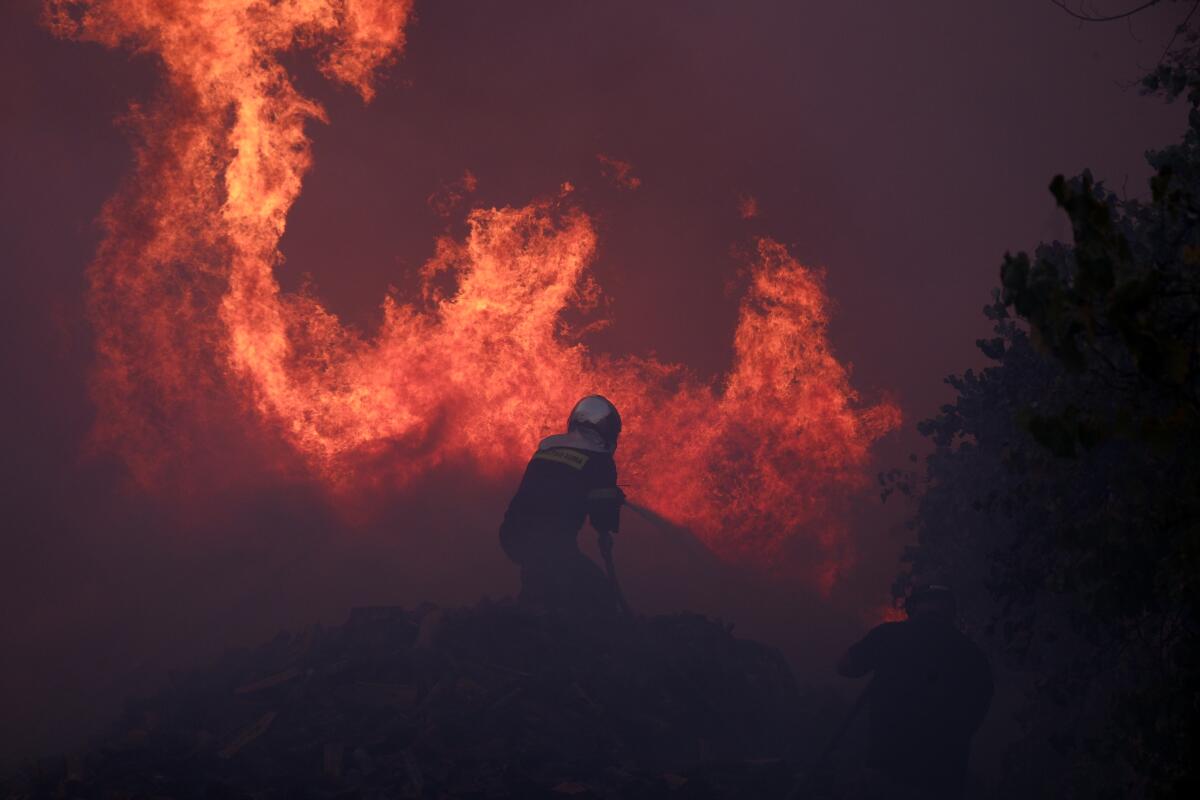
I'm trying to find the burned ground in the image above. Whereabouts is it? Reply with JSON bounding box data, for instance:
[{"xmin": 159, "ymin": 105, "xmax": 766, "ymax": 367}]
[{"xmin": 3, "ymin": 602, "xmax": 847, "ymax": 799}]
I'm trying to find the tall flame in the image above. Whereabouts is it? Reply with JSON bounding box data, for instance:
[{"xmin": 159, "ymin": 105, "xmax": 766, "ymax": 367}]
[{"xmin": 48, "ymin": 0, "xmax": 900, "ymax": 587}]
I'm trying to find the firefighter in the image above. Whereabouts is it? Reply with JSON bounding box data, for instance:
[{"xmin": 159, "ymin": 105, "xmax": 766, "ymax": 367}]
[
  {"xmin": 499, "ymin": 395, "xmax": 626, "ymax": 615},
  {"xmin": 836, "ymin": 585, "xmax": 993, "ymax": 800}
]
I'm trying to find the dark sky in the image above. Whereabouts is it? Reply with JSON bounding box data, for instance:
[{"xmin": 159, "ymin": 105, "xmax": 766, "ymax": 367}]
[{"xmin": 0, "ymin": 0, "xmax": 1189, "ymax": 762}]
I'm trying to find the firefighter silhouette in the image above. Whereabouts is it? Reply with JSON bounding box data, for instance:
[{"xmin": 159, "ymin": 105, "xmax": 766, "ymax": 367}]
[
  {"xmin": 837, "ymin": 585, "xmax": 993, "ymax": 799},
  {"xmin": 499, "ymin": 395, "xmax": 625, "ymax": 614}
]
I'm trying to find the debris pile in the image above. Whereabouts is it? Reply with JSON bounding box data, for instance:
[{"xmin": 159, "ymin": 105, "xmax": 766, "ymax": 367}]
[{"xmin": 5, "ymin": 600, "xmax": 816, "ymax": 798}]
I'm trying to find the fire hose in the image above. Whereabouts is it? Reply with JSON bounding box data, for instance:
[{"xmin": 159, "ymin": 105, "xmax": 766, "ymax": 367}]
[
  {"xmin": 596, "ymin": 498, "xmax": 672, "ymax": 618},
  {"xmin": 784, "ymin": 683, "xmax": 871, "ymax": 799},
  {"xmin": 597, "ymin": 530, "xmax": 631, "ymax": 617}
]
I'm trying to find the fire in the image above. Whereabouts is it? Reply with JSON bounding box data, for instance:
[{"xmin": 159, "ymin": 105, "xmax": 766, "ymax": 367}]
[
  {"xmin": 738, "ymin": 193, "xmax": 760, "ymax": 220},
  {"xmin": 596, "ymin": 154, "xmax": 642, "ymax": 191},
  {"xmin": 48, "ymin": 0, "xmax": 900, "ymax": 587}
]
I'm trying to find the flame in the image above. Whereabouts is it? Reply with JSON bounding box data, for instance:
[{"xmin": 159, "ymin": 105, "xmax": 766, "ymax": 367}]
[
  {"xmin": 48, "ymin": 0, "xmax": 900, "ymax": 586},
  {"xmin": 872, "ymin": 601, "xmax": 908, "ymax": 624},
  {"xmin": 596, "ymin": 153, "xmax": 642, "ymax": 191},
  {"xmin": 738, "ymin": 193, "xmax": 760, "ymax": 220}
]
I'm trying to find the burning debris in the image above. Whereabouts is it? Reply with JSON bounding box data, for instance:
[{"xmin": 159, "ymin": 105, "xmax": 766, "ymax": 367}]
[{"xmin": 4, "ymin": 602, "xmax": 820, "ymax": 799}]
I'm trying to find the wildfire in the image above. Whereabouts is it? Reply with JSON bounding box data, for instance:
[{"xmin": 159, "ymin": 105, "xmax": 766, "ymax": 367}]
[{"xmin": 49, "ymin": 0, "xmax": 900, "ymax": 587}]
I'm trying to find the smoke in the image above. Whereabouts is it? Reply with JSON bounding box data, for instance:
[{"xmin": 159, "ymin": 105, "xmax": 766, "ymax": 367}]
[
  {"xmin": 1, "ymin": 0, "xmax": 916, "ymax": 766},
  {"xmin": 0, "ymin": 457, "xmax": 886, "ymax": 765},
  {"xmin": 45, "ymin": 0, "xmax": 899, "ymax": 582}
]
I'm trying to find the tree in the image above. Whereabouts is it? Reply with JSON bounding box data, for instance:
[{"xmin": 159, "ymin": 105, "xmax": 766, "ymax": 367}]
[{"xmin": 891, "ymin": 36, "xmax": 1200, "ymax": 800}]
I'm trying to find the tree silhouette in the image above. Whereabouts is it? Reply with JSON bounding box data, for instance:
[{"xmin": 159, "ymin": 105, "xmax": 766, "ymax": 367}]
[{"xmin": 892, "ymin": 35, "xmax": 1200, "ymax": 799}]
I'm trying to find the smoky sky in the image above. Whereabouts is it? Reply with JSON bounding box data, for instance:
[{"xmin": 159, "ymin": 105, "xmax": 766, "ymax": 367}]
[{"xmin": 0, "ymin": 0, "xmax": 1188, "ymax": 763}]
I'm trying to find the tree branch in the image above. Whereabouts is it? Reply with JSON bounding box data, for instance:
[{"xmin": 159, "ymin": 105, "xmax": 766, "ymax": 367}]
[
  {"xmin": 1051, "ymin": 0, "xmax": 1164, "ymax": 22},
  {"xmin": 1159, "ymin": 0, "xmax": 1200, "ymax": 61}
]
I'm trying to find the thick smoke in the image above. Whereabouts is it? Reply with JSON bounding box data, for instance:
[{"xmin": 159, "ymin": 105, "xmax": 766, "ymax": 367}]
[{"xmin": 0, "ymin": 0, "xmax": 912, "ymax": 764}]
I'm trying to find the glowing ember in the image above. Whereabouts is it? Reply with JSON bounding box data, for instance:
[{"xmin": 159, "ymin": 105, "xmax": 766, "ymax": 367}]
[
  {"xmin": 595, "ymin": 154, "xmax": 642, "ymax": 191},
  {"xmin": 48, "ymin": 0, "xmax": 900, "ymax": 586},
  {"xmin": 738, "ymin": 193, "xmax": 760, "ymax": 220}
]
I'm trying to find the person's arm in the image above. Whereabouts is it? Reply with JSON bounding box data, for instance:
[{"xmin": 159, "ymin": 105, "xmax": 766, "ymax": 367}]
[
  {"xmin": 587, "ymin": 458, "xmax": 624, "ymax": 534},
  {"xmin": 836, "ymin": 624, "xmax": 889, "ymax": 678}
]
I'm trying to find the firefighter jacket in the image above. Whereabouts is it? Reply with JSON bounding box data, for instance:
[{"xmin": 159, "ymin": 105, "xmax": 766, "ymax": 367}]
[{"xmin": 500, "ymin": 428, "xmax": 624, "ymax": 547}]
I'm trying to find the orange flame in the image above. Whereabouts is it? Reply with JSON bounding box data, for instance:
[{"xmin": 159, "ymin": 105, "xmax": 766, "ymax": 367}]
[
  {"xmin": 738, "ymin": 193, "xmax": 760, "ymax": 220},
  {"xmin": 49, "ymin": 0, "xmax": 900, "ymax": 586},
  {"xmin": 596, "ymin": 153, "xmax": 642, "ymax": 191}
]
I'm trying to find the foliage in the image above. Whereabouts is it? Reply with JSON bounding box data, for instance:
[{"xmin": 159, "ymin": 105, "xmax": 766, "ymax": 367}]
[{"xmin": 892, "ymin": 40, "xmax": 1200, "ymax": 799}]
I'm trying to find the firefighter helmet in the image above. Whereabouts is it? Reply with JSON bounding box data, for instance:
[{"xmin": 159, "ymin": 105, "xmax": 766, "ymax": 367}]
[{"xmin": 568, "ymin": 395, "xmax": 622, "ymax": 452}]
